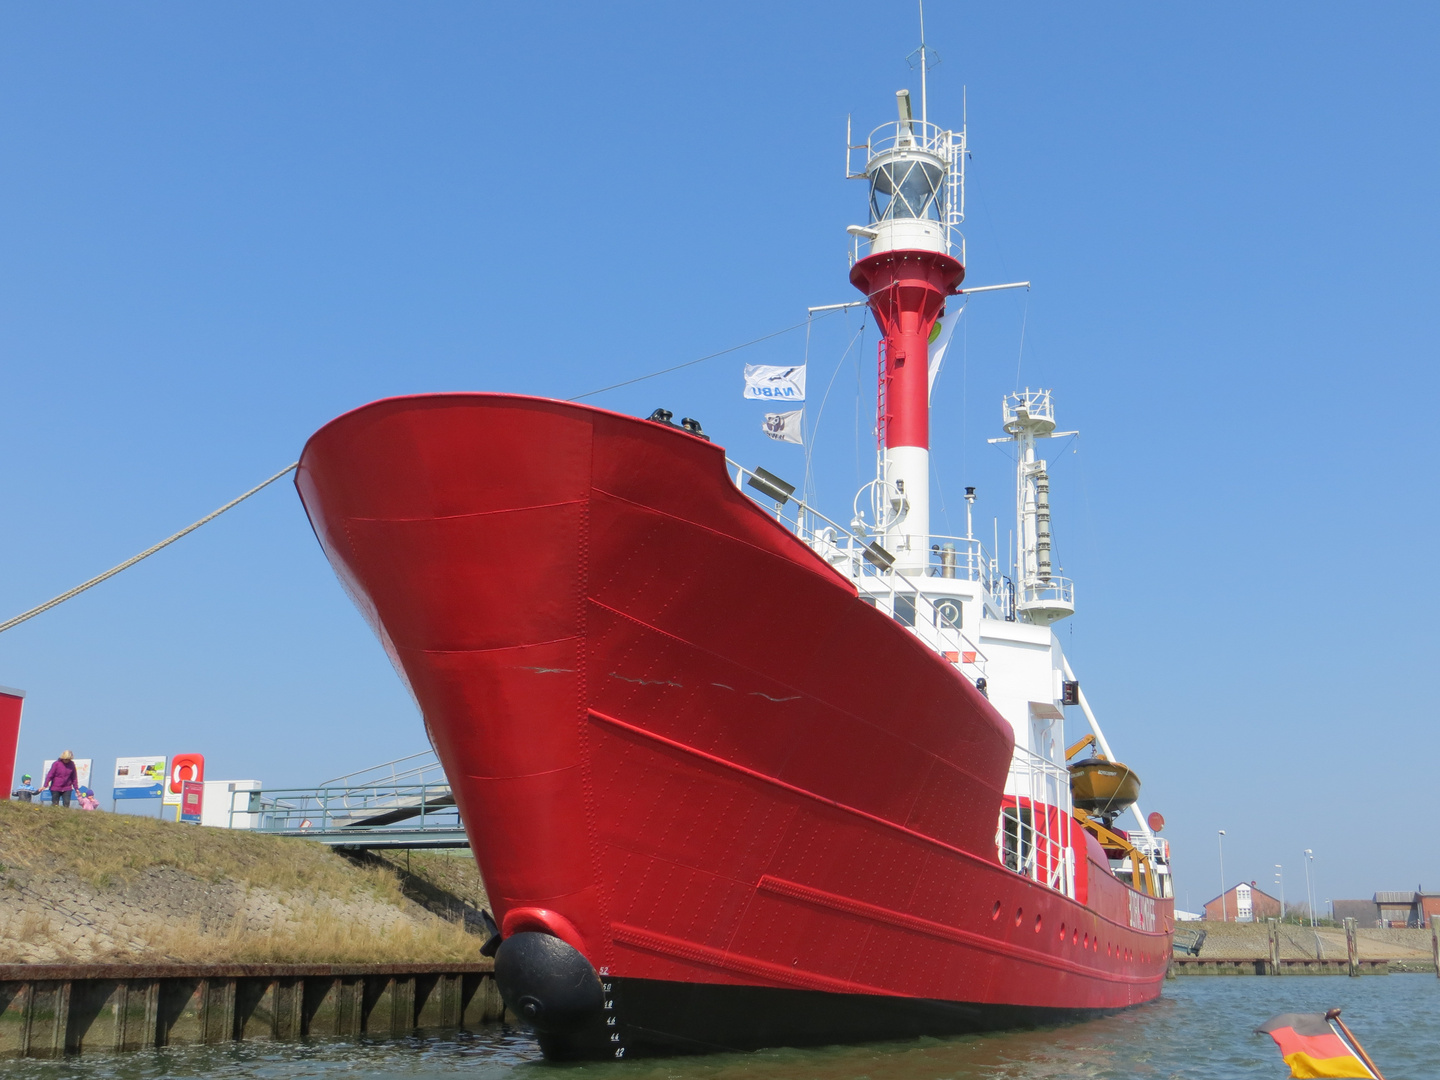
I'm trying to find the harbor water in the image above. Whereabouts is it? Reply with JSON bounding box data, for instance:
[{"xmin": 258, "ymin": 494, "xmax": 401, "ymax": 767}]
[{"xmin": 5, "ymin": 976, "xmax": 1437, "ymax": 1080}]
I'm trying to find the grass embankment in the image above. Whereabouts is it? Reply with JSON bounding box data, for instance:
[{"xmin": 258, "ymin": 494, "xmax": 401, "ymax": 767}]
[{"xmin": 0, "ymin": 800, "xmax": 490, "ymax": 965}]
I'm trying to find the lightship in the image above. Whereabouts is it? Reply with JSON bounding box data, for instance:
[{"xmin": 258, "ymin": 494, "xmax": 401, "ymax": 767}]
[{"xmin": 296, "ymin": 38, "xmax": 1174, "ymax": 1060}]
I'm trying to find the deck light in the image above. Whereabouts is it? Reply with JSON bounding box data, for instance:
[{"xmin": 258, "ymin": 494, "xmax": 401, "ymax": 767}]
[
  {"xmin": 747, "ymin": 467, "xmax": 796, "ymax": 505},
  {"xmin": 862, "ymin": 541, "xmax": 895, "ymax": 571}
]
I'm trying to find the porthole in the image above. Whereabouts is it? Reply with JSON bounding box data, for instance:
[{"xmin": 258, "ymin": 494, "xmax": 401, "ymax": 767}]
[
  {"xmin": 992, "ymin": 901, "xmax": 1002, "ymax": 921},
  {"xmin": 1014, "ymin": 907, "xmax": 1024, "ymax": 927},
  {"xmin": 1034, "ymin": 914, "xmax": 1042, "ymax": 932}
]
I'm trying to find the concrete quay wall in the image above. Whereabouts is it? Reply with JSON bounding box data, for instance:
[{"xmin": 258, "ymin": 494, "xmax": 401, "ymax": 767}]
[
  {"xmin": 0, "ymin": 961, "xmax": 505, "ymax": 1059},
  {"xmin": 1171, "ymin": 921, "xmax": 1440, "ymax": 976}
]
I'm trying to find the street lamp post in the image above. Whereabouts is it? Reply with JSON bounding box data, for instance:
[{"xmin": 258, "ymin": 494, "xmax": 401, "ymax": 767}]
[
  {"xmin": 1303, "ymin": 849, "xmax": 1317, "ymax": 927},
  {"xmin": 1219, "ymin": 830, "xmax": 1228, "ymax": 922},
  {"xmin": 1275, "ymin": 864, "xmax": 1285, "ymax": 923}
]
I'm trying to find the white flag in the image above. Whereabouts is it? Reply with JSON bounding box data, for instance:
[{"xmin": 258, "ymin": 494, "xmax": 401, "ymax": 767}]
[
  {"xmin": 762, "ymin": 408, "xmax": 804, "ymax": 445},
  {"xmin": 744, "ymin": 364, "xmax": 806, "ymax": 402},
  {"xmin": 927, "ymin": 306, "xmax": 963, "ymax": 402}
]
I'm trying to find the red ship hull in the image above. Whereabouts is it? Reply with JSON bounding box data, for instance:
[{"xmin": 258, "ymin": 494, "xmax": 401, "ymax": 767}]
[{"xmin": 296, "ymin": 393, "xmax": 1172, "ymax": 1058}]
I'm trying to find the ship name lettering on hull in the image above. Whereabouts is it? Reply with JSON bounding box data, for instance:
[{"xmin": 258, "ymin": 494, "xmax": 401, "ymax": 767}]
[{"xmin": 1129, "ymin": 892, "xmax": 1157, "ymax": 932}]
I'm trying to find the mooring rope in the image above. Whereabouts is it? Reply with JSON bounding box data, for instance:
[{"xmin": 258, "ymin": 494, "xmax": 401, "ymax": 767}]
[
  {"xmin": 0, "ymin": 311, "xmax": 852, "ymax": 637},
  {"xmin": 0, "ymin": 462, "xmax": 299, "ymax": 637}
]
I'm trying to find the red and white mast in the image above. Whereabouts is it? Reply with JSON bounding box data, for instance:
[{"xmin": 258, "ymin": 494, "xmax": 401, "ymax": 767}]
[{"xmin": 847, "ymin": 72, "xmax": 966, "ymax": 574}]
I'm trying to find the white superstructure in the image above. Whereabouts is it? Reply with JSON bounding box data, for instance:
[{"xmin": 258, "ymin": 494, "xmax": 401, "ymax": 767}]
[
  {"xmin": 737, "ymin": 36, "xmax": 1171, "ymax": 902},
  {"xmin": 731, "ymin": 384, "xmax": 1171, "ymax": 901}
]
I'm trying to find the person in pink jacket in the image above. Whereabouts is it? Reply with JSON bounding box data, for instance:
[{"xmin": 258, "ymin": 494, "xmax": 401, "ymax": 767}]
[{"xmin": 42, "ymin": 751, "xmax": 79, "ymax": 808}]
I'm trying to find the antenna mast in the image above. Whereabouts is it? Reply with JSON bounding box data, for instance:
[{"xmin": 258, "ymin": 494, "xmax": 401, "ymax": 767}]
[{"xmin": 918, "ymin": 0, "xmax": 928, "ymax": 124}]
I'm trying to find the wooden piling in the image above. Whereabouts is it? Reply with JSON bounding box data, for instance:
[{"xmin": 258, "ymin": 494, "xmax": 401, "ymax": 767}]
[
  {"xmin": 0, "ymin": 962, "xmax": 504, "ymax": 1059},
  {"xmin": 1344, "ymin": 917, "xmax": 1359, "ymax": 976}
]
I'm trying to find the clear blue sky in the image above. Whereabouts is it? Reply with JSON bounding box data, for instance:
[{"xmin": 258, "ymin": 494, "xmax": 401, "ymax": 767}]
[{"xmin": 1, "ymin": 2, "xmax": 1435, "ymax": 907}]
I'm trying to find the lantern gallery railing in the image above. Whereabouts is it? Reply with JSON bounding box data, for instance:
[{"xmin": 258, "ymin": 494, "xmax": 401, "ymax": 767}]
[{"xmin": 846, "ymin": 117, "xmax": 967, "ymax": 259}]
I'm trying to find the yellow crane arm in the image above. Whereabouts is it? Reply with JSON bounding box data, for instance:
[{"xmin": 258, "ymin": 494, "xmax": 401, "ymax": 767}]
[{"xmin": 1073, "ymin": 808, "xmax": 1157, "ymax": 897}]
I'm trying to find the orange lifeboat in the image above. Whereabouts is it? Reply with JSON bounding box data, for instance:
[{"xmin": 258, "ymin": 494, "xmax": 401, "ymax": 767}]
[{"xmin": 1068, "ymin": 756, "xmax": 1141, "ymax": 818}]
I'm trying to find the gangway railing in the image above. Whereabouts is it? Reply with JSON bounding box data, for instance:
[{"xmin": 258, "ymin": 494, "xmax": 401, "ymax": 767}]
[
  {"xmin": 320, "ymin": 750, "xmax": 449, "ymax": 796},
  {"xmin": 313, "ymin": 750, "xmax": 453, "ymax": 828},
  {"xmin": 235, "ymin": 783, "xmax": 467, "ymax": 849},
  {"xmin": 234, "ymin": 750, "xmax": 468, "ymax": 849}
]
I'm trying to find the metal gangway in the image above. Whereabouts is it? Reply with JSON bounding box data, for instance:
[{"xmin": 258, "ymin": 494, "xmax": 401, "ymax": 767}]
[{"xmin": 236, "ymin": 751, "xmax": 470, "ymax": 849}]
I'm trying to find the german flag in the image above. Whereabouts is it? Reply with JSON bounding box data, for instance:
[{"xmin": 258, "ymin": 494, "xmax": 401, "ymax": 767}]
[{"xmin": 1256, "ymin": 1013, "xmax": 1377, "ymax": 1078}]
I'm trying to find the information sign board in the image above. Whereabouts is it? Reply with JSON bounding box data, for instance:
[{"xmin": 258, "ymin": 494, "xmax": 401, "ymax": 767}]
[
  {"xmin": 179, "ymin": 780, "xmax": 204, "ymax": 824},
  {"xmin": 42, "ymin": 758, "xmax": 92, "ymax": 796},
  {"xmin": 113, "ymin": 756, "xmax": 166, "ymax": 800}
]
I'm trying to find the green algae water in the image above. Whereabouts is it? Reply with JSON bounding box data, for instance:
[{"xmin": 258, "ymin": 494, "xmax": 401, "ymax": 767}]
[{"xmin": 5, "ymin": 977, "xmax": 1437, "ymax": 1080}]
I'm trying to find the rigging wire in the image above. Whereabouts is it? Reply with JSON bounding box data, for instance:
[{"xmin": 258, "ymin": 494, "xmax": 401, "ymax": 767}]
[
  {"xmin": 0, "ymin": 463, "xmax": 299, "ymax": 637},
  {"xmin": 803, "ymin": 316, "xmax": 868, "ymax": 508},
  {"xmin": 961, "ymin": 289, "xmax": 969, "ymax": 479},
  {"xmin": 566, "ymin": 312, "xmax": 837, "ymax": 402},
  {"xmin": 1013, "ymin": 291, "xmax": 1030, "ymax": 390}
]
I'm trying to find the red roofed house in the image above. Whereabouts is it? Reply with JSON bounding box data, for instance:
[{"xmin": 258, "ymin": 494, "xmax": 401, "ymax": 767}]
[{"xmin": 1203, "ymin": 881, "xmax": 1282, "ymax": 922}]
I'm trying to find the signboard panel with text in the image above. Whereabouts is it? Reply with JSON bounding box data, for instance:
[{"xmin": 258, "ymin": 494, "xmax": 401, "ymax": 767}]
[
  {"xmin": 42, "ymin": 758, "xmax": 92, "ymax": 795},
  {"xmin": 113, "ymin": 756, "xmax": 166, "ymax": 800},
  {"xmin": 179, "ymin": 780, "xmax": 204, "ymax": 823}
]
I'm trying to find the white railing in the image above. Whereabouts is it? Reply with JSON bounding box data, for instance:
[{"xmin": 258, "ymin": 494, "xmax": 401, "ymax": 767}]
[
  {"xmin": 1000, "ymin": 745, "xmax": 1075, "ymax": 898},
  {"xmin": 728, "ymin": 460, "xmax": 991, "ymax": 675},
  {"xmin": 864, "ymin": 118, "xmax": 953, "ymax": 160},
  {"xmin": 928, "ymin": 535, "xmax": 1003, "ymax": 594},
  {"xmin": 320, "ymin": 750, "xmax": 447, "ymax": 791},
  {"xmin": 1021, "ymin": 576, "xmax": 1074, "ymax": 607},
  {"xmin": 1002, "ymin": 388, "xmax": 1055, "ymax": 430},
  {"xmin": 856, "ymin": 576, "xmax": 989, "ymax": 677}
]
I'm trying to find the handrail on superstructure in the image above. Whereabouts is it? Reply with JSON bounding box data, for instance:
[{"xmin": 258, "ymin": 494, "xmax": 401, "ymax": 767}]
[
  {"xmin": 1002, "ymin": 744, "xmax": 1076, "ymax": 898},
  {"xmin": 725, "ymin": 459, "xmax": 1000, "ymax": 587},
  {"xmin": 726, "ymin": 458, "xmax": 993, "ymax": 672}
]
